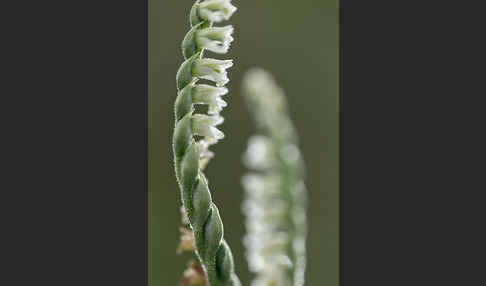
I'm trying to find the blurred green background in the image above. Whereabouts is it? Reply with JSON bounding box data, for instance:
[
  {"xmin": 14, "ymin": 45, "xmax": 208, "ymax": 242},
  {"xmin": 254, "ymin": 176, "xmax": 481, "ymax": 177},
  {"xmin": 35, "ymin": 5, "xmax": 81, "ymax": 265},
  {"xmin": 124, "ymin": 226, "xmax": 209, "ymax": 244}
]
[{"xmin": 149, "ymin": 1, "xmax": 338, "ymax": 285}]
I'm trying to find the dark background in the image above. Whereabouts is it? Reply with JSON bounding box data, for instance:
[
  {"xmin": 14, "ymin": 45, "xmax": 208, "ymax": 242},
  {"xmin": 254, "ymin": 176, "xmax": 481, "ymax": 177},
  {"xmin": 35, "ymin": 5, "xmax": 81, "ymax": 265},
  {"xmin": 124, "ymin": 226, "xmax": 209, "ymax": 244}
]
[
  {"xmin": 2, "ymin": 1, "xmax": 483, "ymax": 286},
  {"xmin": 149, "ymin": 1, "xmax": 338, "ymax": 285}
]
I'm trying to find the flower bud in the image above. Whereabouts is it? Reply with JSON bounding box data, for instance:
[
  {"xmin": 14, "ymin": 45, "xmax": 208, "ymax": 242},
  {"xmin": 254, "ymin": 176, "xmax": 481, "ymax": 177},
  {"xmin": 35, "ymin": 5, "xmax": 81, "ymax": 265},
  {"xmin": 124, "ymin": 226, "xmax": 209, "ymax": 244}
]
[{"xmin": 198, "ymin": 0, "xmax": 237, "ymax": 23}]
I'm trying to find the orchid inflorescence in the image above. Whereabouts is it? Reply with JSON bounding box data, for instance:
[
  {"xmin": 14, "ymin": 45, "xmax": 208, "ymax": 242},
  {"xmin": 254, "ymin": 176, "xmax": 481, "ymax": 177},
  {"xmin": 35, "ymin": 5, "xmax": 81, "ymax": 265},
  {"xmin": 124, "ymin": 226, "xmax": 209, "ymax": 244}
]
[
  {"xmin": 242, "ymin": 68, "xmax": 308, "ymax": 286},
  {"xmin": 172, "ymin": 1, "xmax": 240, "ymax": 285}
]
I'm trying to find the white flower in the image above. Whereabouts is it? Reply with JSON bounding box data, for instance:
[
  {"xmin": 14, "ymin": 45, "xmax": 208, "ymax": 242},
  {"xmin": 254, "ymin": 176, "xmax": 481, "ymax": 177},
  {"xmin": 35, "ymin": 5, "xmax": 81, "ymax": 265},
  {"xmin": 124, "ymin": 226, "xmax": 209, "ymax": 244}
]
[
  {"xmin": 242, "ymin": 173, "xmax": 282, "ymax": 200},
  {"xmin": 198, "ymin": 0, "xmax": 237, "ymax": 23},
  {"xmin": 242, "ymin": 173, "xmax": 276, "ymax": 196},
  {"xmin": 252, "ymin": 267, "xmax": 292, "ymax": 286},
  {"xmin": 192, "ymin": 114, "xmax": 225, "ymax": 140},
  {"xmin": 196, "ymin": 139, "xmax": 215, "ymax": 159},
  {"xmin": 196, "ymin": 26, "xmax": 234, "ymax": 54},
  {"xmin": 193, "ymin": 58, "xmax": 233, "ymax": 87},
  {"xmin": 192, "ymin": 84, "xmax": 228, "ymax": 114},
  {"xmin": 243, "ymin": 68, "xmax": 287, "ymax": 113},
  {"xmin": 243, "ymin": 135, "xmax": 276, "ymax": 170},
  {"xmin": 280, "ymin": 143, "xmax": 300, "ymax": 166},
  {"xmin": 196, "ymin": 139, "xmax": 216, "ymax": 170}
]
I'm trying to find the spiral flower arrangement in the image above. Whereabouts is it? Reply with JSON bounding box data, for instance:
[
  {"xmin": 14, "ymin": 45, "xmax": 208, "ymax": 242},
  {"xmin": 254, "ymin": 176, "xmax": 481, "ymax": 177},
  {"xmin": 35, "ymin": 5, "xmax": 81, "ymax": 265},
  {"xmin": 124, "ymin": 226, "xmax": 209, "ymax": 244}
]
[
  {"xmin": 241, "ymin": 68, "xmax": 308, "ymax": 286},
  {"xmin": 172, "ymin": 1, "xmax": 240, "ymax": 285}
]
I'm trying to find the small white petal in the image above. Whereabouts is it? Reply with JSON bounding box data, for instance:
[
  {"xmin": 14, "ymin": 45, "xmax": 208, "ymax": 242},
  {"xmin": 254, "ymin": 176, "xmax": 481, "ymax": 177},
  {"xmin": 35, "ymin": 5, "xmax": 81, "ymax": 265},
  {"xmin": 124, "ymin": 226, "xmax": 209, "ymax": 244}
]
[
  {"xmin": 203, "ymin": 135, "xmax": 219, "ymax": 146},
  {"xmin": 199, "ymin": 58, "xmax": 233, "ymax": 71},
  {"xmin": 193, "ymin": 114, "xmax": 224, "ymax": 126},
  {"xmin": 207, "ymin": 97, "xmax": 227, "ymax": 115},
  {"xmin": 193, "ymin": 84, "xmax": 228, "ymax": 99}
]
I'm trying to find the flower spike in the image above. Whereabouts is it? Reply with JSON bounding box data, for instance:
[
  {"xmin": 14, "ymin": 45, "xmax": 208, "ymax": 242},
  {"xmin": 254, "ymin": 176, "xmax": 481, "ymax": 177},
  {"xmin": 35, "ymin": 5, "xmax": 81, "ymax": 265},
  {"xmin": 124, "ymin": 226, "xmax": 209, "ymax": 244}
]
[
  {"xmin": 173, "ymin": 1, "xmax": 240, "ymax": 286},
  {"xmin": 242, "ymin": 68, "xmax": 308, "ymax": 286}
]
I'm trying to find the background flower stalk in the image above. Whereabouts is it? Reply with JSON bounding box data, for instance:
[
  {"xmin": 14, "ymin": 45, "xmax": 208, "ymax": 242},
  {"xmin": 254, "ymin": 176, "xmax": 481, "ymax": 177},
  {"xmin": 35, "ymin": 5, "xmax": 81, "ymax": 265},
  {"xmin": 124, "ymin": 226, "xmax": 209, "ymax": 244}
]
[{"xmin": 241, "ymin": 68, "xmax": 308, "ymax": 286}]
